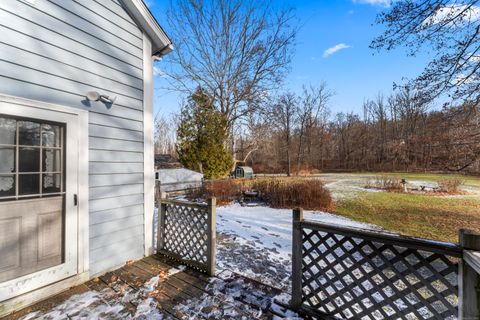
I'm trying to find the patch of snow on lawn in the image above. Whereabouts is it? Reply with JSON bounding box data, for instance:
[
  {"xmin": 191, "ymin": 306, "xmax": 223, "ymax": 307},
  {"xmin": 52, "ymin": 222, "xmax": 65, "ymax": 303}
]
[{"xmin": 216, "ymin": 203, "xmax": 379, "ymax": 291}]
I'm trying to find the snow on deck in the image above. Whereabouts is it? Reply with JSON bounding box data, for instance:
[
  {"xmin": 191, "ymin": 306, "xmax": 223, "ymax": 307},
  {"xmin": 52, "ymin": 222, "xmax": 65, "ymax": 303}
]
[{"xmin": 15, "ymin": 255, "xmax": 295, "ymax": 320}]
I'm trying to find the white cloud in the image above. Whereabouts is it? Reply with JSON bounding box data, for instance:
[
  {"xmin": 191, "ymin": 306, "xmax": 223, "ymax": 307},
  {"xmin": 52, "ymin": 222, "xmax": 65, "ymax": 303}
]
[
  {"xmin": 352, "ymin": 0, "xmax": 391, "ymax": 6},
  {"xmin": 427, "ymin": 4, "xmax": 480, "ymax": 25},
  {"xmin": 454, "ymin": 73, "xmax": 476, "ymax": 85},
  {"xmin": 323, "ymin": 43, "xmax": 352, "ymax": 58}
]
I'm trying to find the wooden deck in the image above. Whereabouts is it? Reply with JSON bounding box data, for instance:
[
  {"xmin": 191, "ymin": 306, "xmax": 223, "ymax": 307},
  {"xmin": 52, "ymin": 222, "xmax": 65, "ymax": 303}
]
[{"xmin": 2, "ymin": 254, "xmax": 296, "ymax": 319}]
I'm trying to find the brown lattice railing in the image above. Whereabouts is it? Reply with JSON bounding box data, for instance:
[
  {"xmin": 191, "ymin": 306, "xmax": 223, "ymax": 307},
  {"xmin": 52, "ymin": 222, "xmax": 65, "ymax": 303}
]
[
  {"xmin": 291, "ymin": 209, "xmax": 465, "ymax": 320},
  {"xmin": 157, "ymin": 198, "xmax": 216, "ymax": 275}
]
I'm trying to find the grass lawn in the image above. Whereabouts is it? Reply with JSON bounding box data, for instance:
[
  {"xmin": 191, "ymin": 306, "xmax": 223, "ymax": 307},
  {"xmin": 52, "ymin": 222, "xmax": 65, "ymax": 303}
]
[{"xmin": 335, "ymin": 191, "xmax": 480, "ymax": 243}]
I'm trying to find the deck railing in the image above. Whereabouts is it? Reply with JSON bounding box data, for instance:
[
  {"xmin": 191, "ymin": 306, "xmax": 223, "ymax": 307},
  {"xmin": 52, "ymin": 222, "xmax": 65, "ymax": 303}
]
[
  {"xmin": 157, "ymin": 198, "xmax": 216, "ymax": 276},
  {"xmin": 291, "ymin": 208, "xmax": 480, "ymax": 320}
]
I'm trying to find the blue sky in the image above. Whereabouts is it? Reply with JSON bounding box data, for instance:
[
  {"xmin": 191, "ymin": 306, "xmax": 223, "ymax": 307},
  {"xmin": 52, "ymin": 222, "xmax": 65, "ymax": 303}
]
[{"xmin": 148, "ymin": 0, "xmax": 433, "ymax": 118}]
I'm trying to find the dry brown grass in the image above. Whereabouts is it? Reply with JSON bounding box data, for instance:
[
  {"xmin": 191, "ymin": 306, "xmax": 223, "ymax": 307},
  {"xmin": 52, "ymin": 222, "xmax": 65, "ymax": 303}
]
[
  {"xmin": 365, "ymin": 175, "xmax": 404, "ymax": 191},
  {"xmin": 190, "ymin": 177, "xmax": 333, "ymax": 211},
  {"xmin": 437, "ymin": 178, "xmax": 465, "ymax": 193},
  {"xmin": 194, "ymin": 179, "xmax": 245, "ymax": 205},
  {"xmin": 253, "ymin": 178, "xmax": 334, "ymax": 211}
]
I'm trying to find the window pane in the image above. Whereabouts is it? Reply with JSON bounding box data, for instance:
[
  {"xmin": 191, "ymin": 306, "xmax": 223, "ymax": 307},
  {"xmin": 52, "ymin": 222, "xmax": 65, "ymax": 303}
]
[
  {"xmin": 19, "ymin": 121, "xmax": 40, "ymax": 146},
  {"xmin": 0, "ymin": 118, "xmax": 16, "ymax": 145},
  {"xmin": 0, "ymin": 175, "xmax": 15, "ymax": 197},
  {"xmin": 43, "ymin": 149, "xmax": 61, "ymax": 172},
  {"xmin": 19, "ymin": 174, "xmax": 39, "ymax": 195},
  {"xmin": 0, "ymin": 147, "xmax": 15, "ymax": 173},
  {"xmin": 42, "ymin": 173, "xmax": 61, "ymax": 193},
  {"xmin": 42, "ymin": 124, "xmax": 61, "ymax": 147},
  {"xmin": 19, "ymin": 147, "xmax": 40, "ymax": 172}
]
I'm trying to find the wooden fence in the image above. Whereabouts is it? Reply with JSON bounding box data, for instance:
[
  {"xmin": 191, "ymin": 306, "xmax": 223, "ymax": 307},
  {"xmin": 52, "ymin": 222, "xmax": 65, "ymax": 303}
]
[
  {"xmin": 291, "ymin": 208, "xmax": 480, "ymax": 320},
  {"xmin": 156, "ymin": 198, "xmax": 216, "ymax": 276}
]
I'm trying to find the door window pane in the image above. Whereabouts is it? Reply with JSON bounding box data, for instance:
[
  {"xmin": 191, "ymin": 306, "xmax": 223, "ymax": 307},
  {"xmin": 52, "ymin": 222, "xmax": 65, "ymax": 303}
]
[
  {"xmin": 0, "ymin": 147, "xmax": 15, "ymax": 173},
  {"xmin": 0, "ymin": 118, "xmax": 16, "ymax": 145},
  {"xmin": 19, "ymin": 121, "xmax": 40, "ymax": 146},
  {"xmin": 42, "ymin": 124, "xmax": 61, "ymax": 147},
  {"xmin": 0, "ymin": 117, "xmax": 64, "ymax": 200},
  {"xmin": 43, "ymin": 149, "xmax": 61, "ymax": 172},
  {"xmin": 42, "ymin": 173, "xmax": 61, "ymax": 193},
  {"xmin": 0, "ymin": 175, "xmax": 15, "ymax": 197},
  {"xmin": 19, "ymin": 174, "xmax": 40, "ymax": 195},
  {"xmin": 19, "ymin": 147, "xmax": 40, "ymax": 172}
]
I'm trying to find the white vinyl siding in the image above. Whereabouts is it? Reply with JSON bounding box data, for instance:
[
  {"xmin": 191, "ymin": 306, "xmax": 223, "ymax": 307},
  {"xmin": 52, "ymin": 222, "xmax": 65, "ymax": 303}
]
[{"xmin": 0, "ymin": 0, "xmax": 145, "ymax": 276}]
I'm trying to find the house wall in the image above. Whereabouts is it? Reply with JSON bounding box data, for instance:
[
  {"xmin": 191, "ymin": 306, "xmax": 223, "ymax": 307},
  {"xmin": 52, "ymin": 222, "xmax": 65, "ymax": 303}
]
[{"xmin": 0, "ymin": 0, "xmax": 146, "ymax": 276}]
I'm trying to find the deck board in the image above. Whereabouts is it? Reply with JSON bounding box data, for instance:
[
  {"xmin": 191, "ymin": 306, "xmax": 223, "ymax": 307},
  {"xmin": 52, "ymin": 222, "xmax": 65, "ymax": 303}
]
[{"xmin": 1, "ymin": 254, "xmax": 295, "ymax": 320}]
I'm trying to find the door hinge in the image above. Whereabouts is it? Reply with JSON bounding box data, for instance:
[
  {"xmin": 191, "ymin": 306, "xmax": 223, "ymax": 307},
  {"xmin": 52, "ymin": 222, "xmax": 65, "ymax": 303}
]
[{"xmin": 74, "ymin": 194, "xmax": 78, "ymax": 206}]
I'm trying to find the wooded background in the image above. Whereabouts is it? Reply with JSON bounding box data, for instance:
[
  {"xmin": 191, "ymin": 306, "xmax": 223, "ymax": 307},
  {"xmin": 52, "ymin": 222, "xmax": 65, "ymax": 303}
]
[
  {"xmin": 240, "ymin": 89, "xmax": 480, "ymax": 174},
  {"xmin": 156, "ymin": 86, "xmax": 480, "ymax": 175}
]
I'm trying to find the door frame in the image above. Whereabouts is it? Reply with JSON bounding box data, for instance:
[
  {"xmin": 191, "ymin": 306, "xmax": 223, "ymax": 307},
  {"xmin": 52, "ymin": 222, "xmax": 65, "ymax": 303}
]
[{"xmin": 0, "ymin": 95, "xmax": 89, "ymax": 311}]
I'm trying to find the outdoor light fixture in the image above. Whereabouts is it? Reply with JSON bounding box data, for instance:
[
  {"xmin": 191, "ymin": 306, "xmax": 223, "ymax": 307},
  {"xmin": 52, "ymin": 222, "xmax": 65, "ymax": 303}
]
[{"xmin": 85, "ymin": 91, "xmax": 117, "ymax": 105}]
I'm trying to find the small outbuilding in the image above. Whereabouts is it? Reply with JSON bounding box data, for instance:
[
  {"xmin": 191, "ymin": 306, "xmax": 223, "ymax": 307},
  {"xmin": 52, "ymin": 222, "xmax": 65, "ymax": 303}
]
[
  {"xmin": 233, "ymin": 166, "xmax": 254, "ymax": 179},
  {"xmin": 156, "ymin": 168, "xmax": 204, "ymax": 193}
]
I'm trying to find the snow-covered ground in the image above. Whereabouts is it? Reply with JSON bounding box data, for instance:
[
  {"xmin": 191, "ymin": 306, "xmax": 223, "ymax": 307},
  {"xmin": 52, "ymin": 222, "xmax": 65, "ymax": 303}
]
[{"xmin": 216, "ymin": 203, "xmax": 379, "ymax": 291}]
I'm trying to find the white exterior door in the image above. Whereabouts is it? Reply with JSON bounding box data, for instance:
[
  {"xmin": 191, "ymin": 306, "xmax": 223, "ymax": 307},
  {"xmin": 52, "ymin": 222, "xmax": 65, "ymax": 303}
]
[{"xmin": 0, "ymin": 99, "xmax": 81, "ymax": 301}]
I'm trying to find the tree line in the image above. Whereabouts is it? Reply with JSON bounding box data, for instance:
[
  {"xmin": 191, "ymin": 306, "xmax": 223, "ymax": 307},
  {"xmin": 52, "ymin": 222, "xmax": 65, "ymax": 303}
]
[
  {"xmin": 156, "ymin": 85, "xmax": 480, "ymax": 176},
  {"xmin": 236, "ymin": 87, "xmax": 480, "ymax": 175}
]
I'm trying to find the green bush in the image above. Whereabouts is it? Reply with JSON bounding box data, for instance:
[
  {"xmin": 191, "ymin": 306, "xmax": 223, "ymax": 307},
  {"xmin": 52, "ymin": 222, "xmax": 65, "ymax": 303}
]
[{"xmin": 176, "ymin": 88, "xmax": 233, "ymax": 179}]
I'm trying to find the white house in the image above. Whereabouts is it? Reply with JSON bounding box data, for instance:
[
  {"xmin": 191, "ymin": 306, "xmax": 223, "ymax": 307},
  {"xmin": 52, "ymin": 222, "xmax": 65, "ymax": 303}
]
[{"xmin": 0, "ymin": 0, "xmax": 172, "ymax": 315}]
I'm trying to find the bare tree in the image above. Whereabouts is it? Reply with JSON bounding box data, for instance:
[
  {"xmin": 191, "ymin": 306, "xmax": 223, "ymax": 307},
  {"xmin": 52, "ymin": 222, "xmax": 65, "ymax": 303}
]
[
  {"xmin": 296, "ymin": 83, "xmax": 333, "ymax": 173},
  {"xmin": 268, "ymin": 92, "xmax": 298, "ymax": 176},
  {"xmin": 163, "ymin": 0, "xmax": 297, "ymax": 130},
  {"xmin": 371, "ymin": 0, "xmax": 480, "ymax": 104},
  {"xmin": 154, "ymin": 114, "xmax": 177, "ymax": 155}
]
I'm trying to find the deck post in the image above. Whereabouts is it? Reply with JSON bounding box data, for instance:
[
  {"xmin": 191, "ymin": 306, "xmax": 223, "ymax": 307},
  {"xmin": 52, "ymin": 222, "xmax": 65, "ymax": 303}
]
[
  {"xmin": 459, "ymin": 229, "xmax": 480, "ymax": 320},
  {"xmin": 291, "ymin": 208, "xmax": 304, "ymax": 310},
  {"xmin": 157, "ymin": 200, "xmax": 167, "ymax": 252},
  {"xmin": 206, "ymin": 197, "xmax": 216, "ymax": 276}
]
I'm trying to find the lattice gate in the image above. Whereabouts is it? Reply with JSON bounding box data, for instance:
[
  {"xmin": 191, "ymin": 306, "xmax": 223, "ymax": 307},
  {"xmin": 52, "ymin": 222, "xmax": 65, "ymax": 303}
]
[
  {"xmin": 157, "ymin": 198, "xmax": 216, "ymax": 275},
  {"xmin": 291, "ymin": 209, "xmax": 462, "ymax": 320}
]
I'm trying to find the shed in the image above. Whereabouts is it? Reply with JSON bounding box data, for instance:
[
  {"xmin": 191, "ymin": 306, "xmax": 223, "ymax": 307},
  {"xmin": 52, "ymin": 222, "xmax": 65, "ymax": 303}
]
[
  {"xmin": 0, "ymin": 0, "xmax": 172, "ymax": 315},
  {"xmin": 156, "ymin": 168, "xmax": 204, "ymax": 193},
  {"xmin": 234, "ymin": 166, "xmax": 254, "ymax": 179}
]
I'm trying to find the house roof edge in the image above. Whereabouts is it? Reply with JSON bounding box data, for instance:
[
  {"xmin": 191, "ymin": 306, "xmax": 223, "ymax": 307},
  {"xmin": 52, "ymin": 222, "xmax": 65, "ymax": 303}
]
[{"xmin": 122, "ymin": 0, "xmax": 173, "ymax": 57}]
